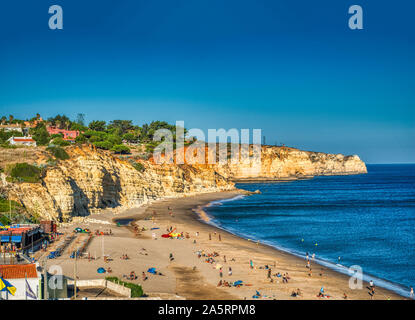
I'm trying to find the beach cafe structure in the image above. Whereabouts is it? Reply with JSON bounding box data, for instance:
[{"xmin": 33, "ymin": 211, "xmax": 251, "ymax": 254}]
[
  {"xmin": 0, "ymin": 224, "xmax": 45, "ymax": 254},
  {"xmin": 0, "ymin": 263, "xmax": 40, "ymax": 300}
]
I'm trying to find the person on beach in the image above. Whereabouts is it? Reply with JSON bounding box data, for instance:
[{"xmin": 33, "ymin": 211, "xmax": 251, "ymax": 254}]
[
  {"xmin": 209, "ymin": 233, "xmax": 212, "ymax": 240},
  {"xmin": 224, "ymin": 255, "xmax": 227, "ymax": 263},
  {"xmin": 169, "ymin": 253, "xmax": 174, "ymax": 261},
  {"xmin": 369, "ymin": 280, "xmax": 374, "ymax": 288},
  {"xmin": 228, "ymin": 267, "xmax": 232, "ymax": 276},
  {"xmin": 142, "ymin": 272, "xmax": 148, "ymax": 281},
  {"xmin": 250, "ymin": 260, "xmax": 253, "ymax": 269},
  {"xmin": 219, "ymin": 234, "xmax": 222, "ymax": 241},
  {"xmin": 306, "ymin": 252, "xmax": 309, "ymax": 260},
  {"xmin": 312, "ymin": 253, "xmax": 315, "ymax": 260},
  {"xmin": 219, "ymin": 268, "xmax": 223, "ymax": 278},
  {"xmin": 410, "ymin": 287, "xmax": 414, "ymax": 298},
  {"xmin": 267, "ymin": 268, "xmax": 272, "ymax": 279},
  {"xmin": 369, "ymin": 286, "xmax": 375, "ymax": 299}
]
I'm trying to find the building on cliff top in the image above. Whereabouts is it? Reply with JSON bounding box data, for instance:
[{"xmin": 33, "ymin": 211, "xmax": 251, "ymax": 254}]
[
  {"xmin": 0, "ymin": 124, "xmax": 23, "ymax": 133},
  {"xmin": 46, "ymin": 126, "xmax": 79, "ymax": 141},
  {"xmin": 6, "ymin": 136, "xmax": 36, "ymax": 147}
]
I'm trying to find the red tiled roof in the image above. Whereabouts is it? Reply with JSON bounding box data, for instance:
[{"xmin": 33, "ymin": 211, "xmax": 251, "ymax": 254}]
[
  {"xmin": 12, "ymin": 138, "xmax": 35, "ymax": 142},
  {"xmin": 0, "ymin": 264, "xmax": 38, "ymax": 279},
  {"xmin": 0, "ymin": 227, "xmax": 33, "ymax": 235}
]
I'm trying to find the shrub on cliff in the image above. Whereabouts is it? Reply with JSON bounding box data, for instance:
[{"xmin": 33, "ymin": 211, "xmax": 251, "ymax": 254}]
[
  {"xmin": 51, "ymin": 136, "xmax": 71, "ymax": 147},
  {"xmin": 94, "ymin": 140, "xmax": 113, "ymax": 150},
  {"xmin": 6, "ymin": 163, "xmax": 42, "ymax": 183},
  {"xmin": 112, "ymin": 144, "xmax": 131, "ymax": 154},
  {"xmin": 46, "ymin": 146, "xmax": 70, "ymax": 160},
  {"xmin": 131, "ymin": 161, "xmax": 145, "ymax": 172}
]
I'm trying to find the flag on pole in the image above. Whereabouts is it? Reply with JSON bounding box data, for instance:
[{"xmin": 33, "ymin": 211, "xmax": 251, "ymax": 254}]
[
  {"xmin": 25, "ymin": 278, "xmax": 37, "ymax": 299},
  {"xmin": 0, "ymin": 277, "xmax": 16, "ymax": 296}
]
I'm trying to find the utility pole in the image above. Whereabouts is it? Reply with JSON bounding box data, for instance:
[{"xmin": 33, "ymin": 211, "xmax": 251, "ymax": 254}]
[
  {"xmin": 43, "ymin": 258, "xmax": 48, "ymax": 300},
  {"xmin": 25, "ymin": 272, "xmax": 27, "ymax": 300},
  {"xmin": 74, "ymin": 254, "xmax": 77, "ymax": 299}
]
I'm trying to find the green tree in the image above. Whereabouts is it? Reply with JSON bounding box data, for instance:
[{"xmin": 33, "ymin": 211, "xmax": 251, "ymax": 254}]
[
  {"xmin": 108, "ymin": 120, "xmax": 134, "ymax": 136},
  {"xmin": 111, "ymin": 144, "xmax": 131, "ymax": 154},
  {"xmin": 48, "ymin": 115, "xmax": 71, "ymax": 129},
  {"xmin": 75, "ymin": 113, "xmax": 86, "ymax": 126},
  {"xmin": 31, "ymin": 123, "xmax": 50, "ymax": 146},
  {"xmin": 89, "ymin": 120, "xmax": 107, "ymax": 132},
  {"xmin": 122, "ymin": 133, "xmax": 139, "ymax": 143},
  {"xmin": 94, "ymin": 140, "xmax": 113, "ymax": 150},
  {"xmin": 0, "ymin": 129, "xmax": 23, "ymax": 144}
]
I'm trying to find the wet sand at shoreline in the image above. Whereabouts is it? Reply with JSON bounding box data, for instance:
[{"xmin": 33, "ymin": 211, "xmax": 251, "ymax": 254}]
[{"xmin": 48, "ymin": 190, "xmax": 405, "ymax": 300}]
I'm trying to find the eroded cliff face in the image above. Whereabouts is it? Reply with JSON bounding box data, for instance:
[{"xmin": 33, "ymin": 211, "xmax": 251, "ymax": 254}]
[
  {"xmin": 2, "ymin": 146, "xmax": 233, "ymax": 221},
  {"xmin": 211, "ymin": 146, "xmax": 367, "ymax": 180},
  {"xmin": 1, "ymin": 145, "xmax": 366, "ymax": 220}
]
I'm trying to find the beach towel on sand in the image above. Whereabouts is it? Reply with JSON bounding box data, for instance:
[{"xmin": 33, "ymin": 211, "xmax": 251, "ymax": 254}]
[{"xmin": 147, "ymin": 268, "xmax": 156, "ymax": 274}]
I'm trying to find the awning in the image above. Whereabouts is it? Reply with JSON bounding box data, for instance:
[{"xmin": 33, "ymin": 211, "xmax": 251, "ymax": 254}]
[{"xmin": 11, "ymin": 235, "xmax": 22, "ymax": 243}]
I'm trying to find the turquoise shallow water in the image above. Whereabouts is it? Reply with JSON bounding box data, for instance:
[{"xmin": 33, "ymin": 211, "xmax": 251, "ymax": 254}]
[{"xmin": 204, "ymin": 164, "xmax": 415, "ymax": 298}]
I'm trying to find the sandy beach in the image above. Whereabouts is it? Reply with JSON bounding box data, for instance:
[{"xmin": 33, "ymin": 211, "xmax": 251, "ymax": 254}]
[{"xmin": 44, "ymin": 190, "xmax": 406, "ymax": 300}]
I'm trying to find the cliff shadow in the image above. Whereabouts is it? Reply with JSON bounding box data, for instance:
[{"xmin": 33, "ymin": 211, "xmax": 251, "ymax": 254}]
[
  {"xmin": 68, "ymin": 178, "xmax": 91, "ymax": 216},
  {"xmin": 100, "ymin": 167, "xmax": 122, "ymax": 209}
]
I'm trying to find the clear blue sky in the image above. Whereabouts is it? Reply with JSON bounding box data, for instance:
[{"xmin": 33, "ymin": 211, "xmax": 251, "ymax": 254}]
[{"xmin": 0, "ymin": 0, "xmax": 414, "ymax": 163}]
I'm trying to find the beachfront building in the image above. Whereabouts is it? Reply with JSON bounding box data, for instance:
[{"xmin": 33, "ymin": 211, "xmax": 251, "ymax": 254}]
[
  {"xmin": 0, "ymin": 263, "xmax": 40, "ymax": 300},
  {"xmin": 0, "ymin": 224, "xmax": 45, "ymax": 253},
  {"xmin": 6, "ymin": 136, "xmax": 37, "ymax": 147},
  {"xmin": 46, "ymin": 126, "xmax": 79, "ymax": 142}
]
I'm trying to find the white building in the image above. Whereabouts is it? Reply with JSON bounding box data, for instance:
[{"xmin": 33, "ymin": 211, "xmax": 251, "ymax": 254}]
[
  {"xmin": 7, "ymin": 136, "xmax": 37, "ymax": 147},
  {"xmin": 0, "ymin": 124, "xmax": 23, "ymax": 133},
  {"xmin": 0, "ymin": 263, "xmax": 41, "ymax": 300}
]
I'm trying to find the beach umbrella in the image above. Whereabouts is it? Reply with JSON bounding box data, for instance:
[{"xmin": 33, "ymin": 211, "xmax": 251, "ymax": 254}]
[{"xmin": 97, "ymin": 267, "xmax": 106, "ymax": 274}]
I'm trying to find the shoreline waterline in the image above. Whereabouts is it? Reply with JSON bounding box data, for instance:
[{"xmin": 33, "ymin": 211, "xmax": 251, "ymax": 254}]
[
  {"xmin": 106, "ymin": 189, "xmax": 405, "ymax": 299},
  {"xmin": 196, "ymin": 192, "xmax": 411, "ymax": 299}
]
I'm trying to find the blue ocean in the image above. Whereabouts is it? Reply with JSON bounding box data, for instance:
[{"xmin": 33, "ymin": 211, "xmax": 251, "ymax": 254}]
[{"xmin": 204, "ymin": 164, "xmax": 415, "ymax": 298}]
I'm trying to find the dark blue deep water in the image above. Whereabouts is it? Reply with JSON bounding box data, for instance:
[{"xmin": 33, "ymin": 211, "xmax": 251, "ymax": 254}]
[{"xmin": 204, "ymin": 164, "xmax": 415, "ymax": 297}]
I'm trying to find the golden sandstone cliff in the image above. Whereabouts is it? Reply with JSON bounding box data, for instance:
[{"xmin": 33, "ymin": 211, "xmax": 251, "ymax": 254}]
[
  {"xmin": 211, "ymin": 146, "xmax": 367, "ymax": 181},
  {"xmin": 1, "ymin": 145, "xmax": 366, "ymax": 221}
]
